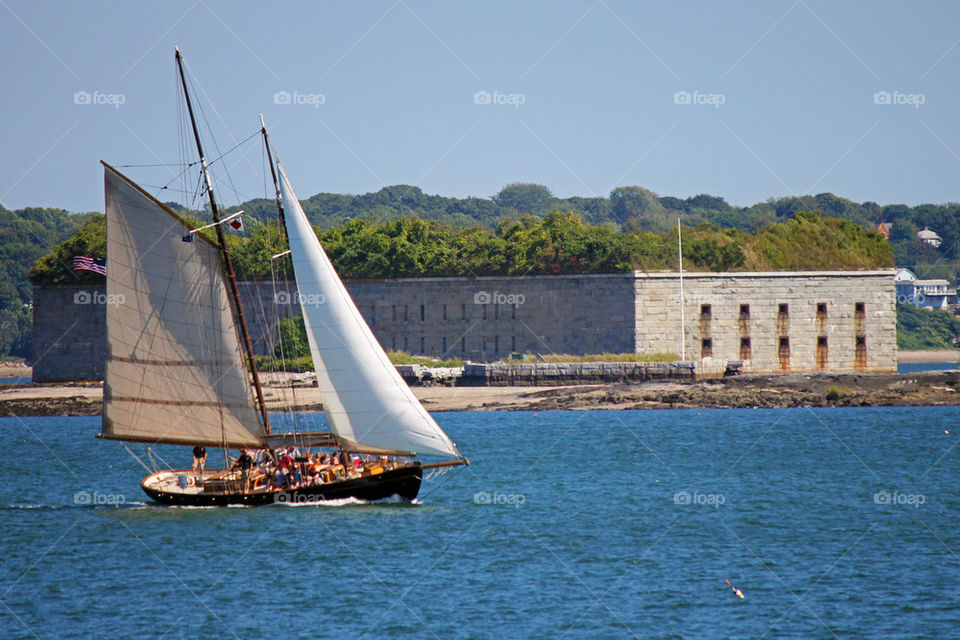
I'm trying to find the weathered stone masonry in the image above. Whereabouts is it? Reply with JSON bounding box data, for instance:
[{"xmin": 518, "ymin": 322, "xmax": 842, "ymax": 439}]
[{"xmin": 32, "ymin": 270, "xmax": 896, "ymax": 382}]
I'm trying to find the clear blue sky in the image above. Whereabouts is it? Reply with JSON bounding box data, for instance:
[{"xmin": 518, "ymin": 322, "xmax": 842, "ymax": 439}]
[{"xmin": 2, "ymin": 0, "xmax": 960, "ymax": 213}]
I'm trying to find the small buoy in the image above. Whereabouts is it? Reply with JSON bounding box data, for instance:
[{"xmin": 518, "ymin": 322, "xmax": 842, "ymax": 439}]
[
  {"xmin": 534, "ymin": 412, "xmax": 538, "ymax": 417},
  {"xmin": 945, "ymin": 430, "xmax": 950, "ymax": 434},
  {"xmin": 725, "ymin": 578, "xmax": 744, "ymax": 599}
]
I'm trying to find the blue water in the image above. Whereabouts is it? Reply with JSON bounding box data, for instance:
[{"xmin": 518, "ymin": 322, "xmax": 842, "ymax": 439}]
[
  {"xmin": 898, "ymin": 362, "xmax": 957, "ymax": 373},
  {"xmin": 2, "ymin": 408, "xmax": 959, "ymax": 639},
  {"xmin": 0, "ymin": 377, "xmax": 31, "ymax": 384}
]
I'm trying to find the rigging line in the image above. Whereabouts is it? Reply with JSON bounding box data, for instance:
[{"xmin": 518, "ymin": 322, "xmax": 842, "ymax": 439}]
[
  {"xmin": 176, "ymin": 64, "xmax": 190, "ymax": 218},
  {"xmin": 179, "ymin": 56, "xmax": 248, "ymax": 207},
  {"xmin": 205, "ymin": 130, "xmax": 262, "ymax": 170},
  {"xmin": 260, "ymin": 132, "xmax": 300, "ymax": 426},
  {"xmin": 121, "ymin": 442, "xmax": 155, "ymax": 474},
  {"xmin": 139, "ymin": 184, "xmax": 202, "ymax": 196},
  {"xmin": 116, "ymin": 162, "xmax": 192, "ymax": 168}
]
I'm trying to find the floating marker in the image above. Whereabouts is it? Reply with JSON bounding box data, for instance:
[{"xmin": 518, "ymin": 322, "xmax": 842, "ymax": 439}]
[{"xmin": 725, "ymin": 578, "xmax": 744, "ymax": 599}]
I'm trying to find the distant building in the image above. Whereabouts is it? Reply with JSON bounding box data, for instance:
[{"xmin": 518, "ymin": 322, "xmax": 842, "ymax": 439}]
[
  {"xmin": 895, "ymin": 268, "xmax": 955, "ymax": 309},
  {"xmin": 33, "ymin": 271, "xmax": 898, "ymax": 381},
  {"xmin": 876, "ymin": 221, "xmax": 891, "ymax": 239},
  {"xmin": 917, "ymin": 228, "xmax": 942, "ymax": 248}
]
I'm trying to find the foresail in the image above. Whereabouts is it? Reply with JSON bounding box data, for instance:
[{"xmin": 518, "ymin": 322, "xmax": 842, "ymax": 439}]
[
  {"xmin": 278, "ymin": 164, "xmax": 461, "ymax": 459},
  {"xmin": 101, "ymin": 163, "xmax": 263, "ymax": 448}
]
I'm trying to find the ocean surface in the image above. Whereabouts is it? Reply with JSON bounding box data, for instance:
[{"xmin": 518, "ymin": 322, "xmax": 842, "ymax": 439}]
[
  {"xmin": 897, "ymin": 362, "xmax": 957, "ymax": 373},
  {"xmin": 1, "ymin": 408, "xmax": 958, "ymax": 639}
]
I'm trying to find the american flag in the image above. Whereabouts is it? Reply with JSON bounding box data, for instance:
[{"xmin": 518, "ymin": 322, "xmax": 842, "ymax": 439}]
[{"xmin": 72, "ymin": 255, "xmax": 106, "ymax": 276}]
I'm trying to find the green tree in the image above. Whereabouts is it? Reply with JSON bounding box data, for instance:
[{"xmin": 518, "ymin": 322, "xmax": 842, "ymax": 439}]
[
  {"xmin": 492, "ymin": 183, "xmax": 554, "ymax": 215},
  {"xmin": 275, "ymin": 316, "xmax": 310, "ymax": 358}
]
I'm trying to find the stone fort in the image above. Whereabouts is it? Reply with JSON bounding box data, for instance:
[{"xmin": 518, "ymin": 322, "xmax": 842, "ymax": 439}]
[{"xmin": 31, "ymin": 270, "xmax": 897, "ymax": 382}]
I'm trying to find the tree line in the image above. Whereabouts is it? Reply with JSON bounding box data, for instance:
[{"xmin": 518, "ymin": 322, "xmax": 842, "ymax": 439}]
[{"xmin": 31, "ymin": 209, "xmax": 892, "ymax": 285}]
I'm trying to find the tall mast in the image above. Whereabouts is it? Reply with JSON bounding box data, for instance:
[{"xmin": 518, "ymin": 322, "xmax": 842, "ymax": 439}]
[
  {"xmin": 259, "ymin": 114, "xmax": 285, "ymax": 225},
  {"xmin": 677, "ymin": 218, "xmax": 685, "ymax": 361},
  {"xmin": 175, "ymin": 48, "xmax": 272, "ymax": 436}
]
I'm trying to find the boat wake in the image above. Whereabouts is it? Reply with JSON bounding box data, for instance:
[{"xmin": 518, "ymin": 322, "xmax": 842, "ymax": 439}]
[
  {"xmin": 272, "ymin": 496, "xmax": 368, "ymax": 507},
  {"xmin": 269, "ymin": 495, "xmax": 422, "ymax": 508},
  {"xmin": 4, "ymin": 501, "xmax": 152, "ymax": 511}
]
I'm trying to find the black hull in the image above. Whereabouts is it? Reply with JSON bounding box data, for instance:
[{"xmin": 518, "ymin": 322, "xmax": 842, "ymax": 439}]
[{"xmin": 141, "ymin": 464, "xmax": 422, "ymax": 507}]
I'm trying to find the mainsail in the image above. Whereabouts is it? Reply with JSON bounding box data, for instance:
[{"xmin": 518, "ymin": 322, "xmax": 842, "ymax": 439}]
[
  {"xmin": 100, "ymin": 163, "xmax": 264, "ymax": 448},
  {"xmin": 278, "ymin": 164, "xmax": 461, "ymax": 458}
]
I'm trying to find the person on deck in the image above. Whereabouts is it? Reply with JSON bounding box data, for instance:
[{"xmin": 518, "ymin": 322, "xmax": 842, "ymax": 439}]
[
  {"xmin": 236, "ymin": 449, "xmax": 254, "ymax": 492},
  {"xmin": 192, "ymin": 446, "xmax": 207, "ymax": 480},
  {"xmin": 279, "ymin": 450, "xmax": 293, "ymax": 471}
]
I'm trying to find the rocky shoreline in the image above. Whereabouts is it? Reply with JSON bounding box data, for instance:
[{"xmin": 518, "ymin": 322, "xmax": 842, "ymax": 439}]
[{"xmin": 1, "ymin": 370, "xmax": 959, "ymax": 416}]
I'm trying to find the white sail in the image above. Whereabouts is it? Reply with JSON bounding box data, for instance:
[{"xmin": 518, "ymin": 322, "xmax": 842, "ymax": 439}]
[
  {"xmin": 278, "ymin": 164, "xmax": 461, "ymax": 458},
  {"xmin": 100, "ymin": 163, "xmax": 264, "ymax": 448}
]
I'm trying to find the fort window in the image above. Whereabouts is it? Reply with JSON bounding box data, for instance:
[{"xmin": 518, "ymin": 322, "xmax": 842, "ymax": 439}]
[
  {"xmin": 461, "ymin": 303, "xmax": 466, "ymax": 320},
  {"xmin": 420, "ymin": 304, "xmax": 425, "ymax": 322},
  {"xmin": 701, "ymin": 337, "xmax": 713, "ymax": 358},
  {"xmin": 700, "ymin": 304, "xmax": 712, "ymax": 335},
  {"xmin": 442, "ymin": 304, "xmax": 447, "ymax": 321},
  {"xmin": 778, "ymin": 303, "xmax": 789, "ymax": 334},
  {"xmin": 404, "ymin": 336, "xmax": 409, "ymax": 351},
  {"xmin": 816, "ymin": 302, "xmax": 827, "ymax": 334},
  {"xmin": 403, "ymin": 305, "xmax": 409, "ymax": 321},
  {"xmin": 511, "ymin": 335, "xmax": 516, "ymax": 351},
  {"xmin": 461, "ymin": 337, "xmax": 467, "ymax": 354},
  {"xmin": 482, "ymin": 304, "xmax": 487, "ymax": 320},
  {"xmin": 511, "ymin": 304, "xmax": 517, "ymax": 320},
  {"xmin": 392, "ymin": 305, "xmax": 398, "ymax": 322},
  {"xmin": 739, "ymin": 336, "xmax": 751, "ymax": 360},
  {"xmin": 855, "ymin": 335, "xmax": 867, "ymax": 370},
  {"xmin": 778, "ymin": 336, "xmax": 790, "ymax": 370},
  {"xmin": 739, "ymin": 304, "xmax": 750, "ymax": 333},
  {"xmin": 494, "ymin": 303, "xmax": 499, "ymax": 320},
  {"xmin": 391, "ymin": 337, "xmax": 397, "ymax": 350},
  {"xmin": 420, "ymin": 337, "xmax": 425, "ymax": 354},
  {"xmin": 816, "ymin": 336, "xmax": 828, "ymax": 369},
  {"xmin": 442, "ymin": 337, "xmax": 447, "ymax": 353}
]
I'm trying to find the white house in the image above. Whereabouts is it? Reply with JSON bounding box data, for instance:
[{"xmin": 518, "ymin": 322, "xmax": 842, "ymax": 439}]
[
  {"xmin": 917, "ymin": 228, "xmax": 942, "ymax": 248},
  {"xmin": 895, "ymin": 268, "xmax": 955, "ymax": 309}
]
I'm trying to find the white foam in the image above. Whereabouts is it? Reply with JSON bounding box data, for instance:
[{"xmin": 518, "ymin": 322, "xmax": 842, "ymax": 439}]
[{"xmin": 277, "ymin": 496, "xmax": 368, "ymax": 507}]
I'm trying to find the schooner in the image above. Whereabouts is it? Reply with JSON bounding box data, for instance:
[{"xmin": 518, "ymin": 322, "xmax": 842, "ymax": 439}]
[{"xmin": 97, "ymin": 49, "xmax": 467, "ymax": 506}]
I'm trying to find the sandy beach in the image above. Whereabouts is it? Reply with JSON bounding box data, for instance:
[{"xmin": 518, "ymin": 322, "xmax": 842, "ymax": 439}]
[
  {"xmin": 897, "ymin": 349, "xmax": 960, "ymax": 364},
  {"xmin": 4, "ymin": 368, "xmax": 960, "ymax": 416}
]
